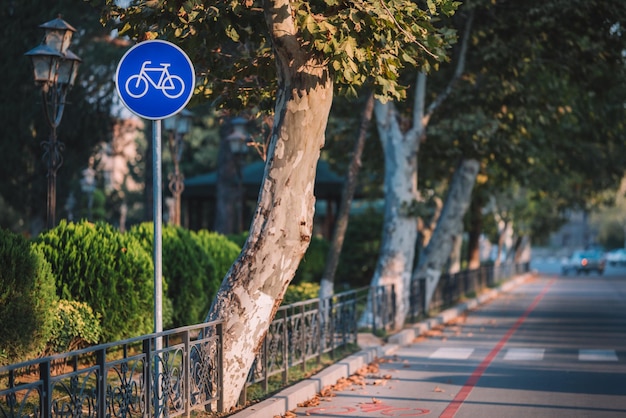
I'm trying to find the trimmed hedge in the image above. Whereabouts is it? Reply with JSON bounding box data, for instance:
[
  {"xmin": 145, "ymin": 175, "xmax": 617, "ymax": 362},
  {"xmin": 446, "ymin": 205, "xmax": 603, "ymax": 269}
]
[
  {"xmin": 0, "ymin": 228, "xmax": 57, "ymax": 365},
  {"xmin": 128, "ymin": 224, "xmax": 239, "ymax": 328},
  {"xmin": 46, "ymin": 300, "xmax": 101, "ymax": 355},
  {"xmin": 36, "ymin": 221, "xmax": 155, "ymax": 342},
  {"xmin": 191, "ymin": 229, "xmax": 241, "ymax": 285}
]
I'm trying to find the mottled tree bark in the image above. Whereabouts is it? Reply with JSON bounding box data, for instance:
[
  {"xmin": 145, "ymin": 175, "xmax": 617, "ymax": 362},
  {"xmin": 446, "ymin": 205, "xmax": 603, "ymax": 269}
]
[
  {"xmin": 205, "ymin": 0, "xmax": 333, "ymax": 408},
  {"xmin": 413, "ymin": 159, "xmax": 480, "ymax": 311},
  {"xmin": 359, "ymin": 98, "xmax": 421, "ymax": 329}
]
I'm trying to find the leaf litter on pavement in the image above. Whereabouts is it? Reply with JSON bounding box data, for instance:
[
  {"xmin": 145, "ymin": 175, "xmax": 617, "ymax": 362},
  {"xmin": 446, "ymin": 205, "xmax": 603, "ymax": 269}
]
[{"xmin": 278, "ymin": 357, "xmax": 398, "ymax": 417}]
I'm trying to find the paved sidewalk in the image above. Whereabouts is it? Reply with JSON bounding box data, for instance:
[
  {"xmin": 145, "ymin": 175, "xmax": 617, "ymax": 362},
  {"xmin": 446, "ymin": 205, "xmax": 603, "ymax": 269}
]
[{"xmin": 230, "ymin": 272, "xmax": 535, "ymax": 418}]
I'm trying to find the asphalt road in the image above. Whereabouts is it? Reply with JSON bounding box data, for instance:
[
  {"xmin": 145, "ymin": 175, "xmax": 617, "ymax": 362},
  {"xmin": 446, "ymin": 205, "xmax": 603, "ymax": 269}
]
[{"xmin": 291, "ymin": 263, "xmax": 626, "ymax": 417}]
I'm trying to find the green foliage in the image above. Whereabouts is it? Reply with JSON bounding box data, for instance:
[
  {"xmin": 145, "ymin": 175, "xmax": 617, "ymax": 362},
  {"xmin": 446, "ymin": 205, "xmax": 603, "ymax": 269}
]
[
  {"xmin": 102, "ymin": 0, "xmax": 459, "ymax": 108},
  {"xmin": 293, "ymin": 236, "xmax": 330, "ymax": 284},
  {"xmin": 191, "ymin": 230, "xmax": 241, "ymax": 282},
  {"xmin": 226, "ymin": 232, "xmax": 249, "ymax": 249},
  {"xmin": 336, "ymin": 208, "xmax": 384, "ymax": 288},
  {"xmin": 128, "ymin": 224, "xmax": 238, "ymax": 328},
  {"xmin": 282, "ymin": 282, "xmax": 321, "ymax": 305},
  {"xmin": 46, "ymin": 300, "xmax": 102, "ymax": 355},
  {"xmin": 0, "ymin": 229, "xmax": 57, "ymax": 365},
  {"xmin": 35, "ymin": 220, "xmax": 155, "ymax": 342}
]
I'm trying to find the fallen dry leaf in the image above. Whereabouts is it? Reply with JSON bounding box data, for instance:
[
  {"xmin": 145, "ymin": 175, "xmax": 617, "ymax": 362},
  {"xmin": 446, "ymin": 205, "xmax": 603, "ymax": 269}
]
[{"xmin": 298, "ymin": 395, "xmax": 320, "ymax": 407}]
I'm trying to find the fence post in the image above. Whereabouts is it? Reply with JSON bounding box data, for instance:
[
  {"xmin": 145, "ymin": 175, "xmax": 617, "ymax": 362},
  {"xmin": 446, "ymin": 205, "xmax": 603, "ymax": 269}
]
[
  {"xmin": 419, "ymin": 278, "xmax": 426, "ymax": 316},
  {"xmin": 97, "ymin": 347, "xmax": 107, "ymax": 417},
  {"xmin": 143, "ymin": 338, "xmax": 152, "ymax": 418},
  {"xmin": 371, "ymin": 287, "xmax": 378, "ymax": 336},
  {"xmin": 40, "ymin": 361, "xmax": 51, "ymax": 418},
  {"xmin": 217, "ymin": 322, "xmax": 225, "ymax": 413},
  {"xmin": 390, "ymin": 284, "xmax": 396, "ymax": 330},
  {"xmin": 330, "ymin": 296, "xmax": 336, "ymax": 359},
  {"xmin": 183, "ymin": 329, "xmax": 190, "ymax": 417},
  {"xmin": 301, "ymin": 304, "xmax": 307, "ymax": 374},
  {"xmin": 352, "ymin": 294, "xmax": 358, "ymax": 344},
  {"xmin": 318, "ymin": 298, "xmax": 325, "ymax": 364},
  {"xmin": 282, "ymin": 312, "xmax": 289, "ymax": 385}
]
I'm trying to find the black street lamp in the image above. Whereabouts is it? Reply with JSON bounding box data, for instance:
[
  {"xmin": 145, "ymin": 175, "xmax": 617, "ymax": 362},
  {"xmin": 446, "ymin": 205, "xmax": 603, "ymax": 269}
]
[
  {"xmin": 163, "ymin": 109, "xmax": 193, "ymax": 226},
  {"xmin": 25, "ymin": 17, "xmax": 81, "ymax": 229}
]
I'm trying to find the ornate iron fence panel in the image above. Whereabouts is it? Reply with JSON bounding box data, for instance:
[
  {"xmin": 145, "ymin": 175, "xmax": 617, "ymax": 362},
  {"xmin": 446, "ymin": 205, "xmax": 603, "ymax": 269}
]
[
  {"xmin": 106, "ymin": 351, "xmax": 146, "ymax": 417},
  {"xmin": 0, "ymin": 321, "xmax": 223, "ymax": 418},
  {"xmin": 2, "ymin": 263, "xmax": 531, "ymax": 415}
]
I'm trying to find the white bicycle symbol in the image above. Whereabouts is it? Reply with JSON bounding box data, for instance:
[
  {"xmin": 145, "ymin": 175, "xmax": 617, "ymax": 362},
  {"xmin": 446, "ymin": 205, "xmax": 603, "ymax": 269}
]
[{"xmin": 125, "ymin": 61, "xmax": 185, "ymax": 99}]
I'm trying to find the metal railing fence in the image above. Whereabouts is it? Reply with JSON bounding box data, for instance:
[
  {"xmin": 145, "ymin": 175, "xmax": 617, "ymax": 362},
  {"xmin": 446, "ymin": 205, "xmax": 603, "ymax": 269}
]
[
  {"xmin": 1, "ymin": 262, "xmax": 529, "ymax": 416},
  {"xmin": 0, "ymin": 321, "xmax": 223, "ymax": 418}
]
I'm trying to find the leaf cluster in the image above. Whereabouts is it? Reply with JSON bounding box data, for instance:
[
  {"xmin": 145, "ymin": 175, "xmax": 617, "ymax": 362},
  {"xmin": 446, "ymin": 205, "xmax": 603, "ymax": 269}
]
[
  {"xmin": 0, "ymin": 229, "xmax": 57, "ymax": 365},
  {"xmin": 102, "ymin": 0, "xmax": 459, "ymax": 108},
  {"xmin": 35, "ymin": 220, "xmax": 155, "ymax": 342},
  {"xmin": 128, "ymin": 223, "xmax": 241, "ymax": 327}
]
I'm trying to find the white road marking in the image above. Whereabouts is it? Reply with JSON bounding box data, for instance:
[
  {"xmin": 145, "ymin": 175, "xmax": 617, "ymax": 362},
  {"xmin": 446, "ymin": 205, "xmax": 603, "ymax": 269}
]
[
  {"xmin": 578, "ymin": 349, "xmax": 618, "ymax": 361},
  {"xmin": 503, "ymin": 348, "xmax": 545, "ymax": 361},
  {"xmin": 430, "ymin": 347, "xmax": 474, "ymax": 359}
]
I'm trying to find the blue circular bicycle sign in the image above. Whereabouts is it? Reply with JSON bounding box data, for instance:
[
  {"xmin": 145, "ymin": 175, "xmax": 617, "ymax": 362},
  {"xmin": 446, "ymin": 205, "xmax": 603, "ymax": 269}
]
[{"xmin": 115, "ymin": 40, "xmax": 195, "ymax": 120}]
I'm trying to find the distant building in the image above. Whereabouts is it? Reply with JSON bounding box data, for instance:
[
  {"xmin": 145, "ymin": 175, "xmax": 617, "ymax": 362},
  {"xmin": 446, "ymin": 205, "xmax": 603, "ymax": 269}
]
[{"xmin": 549, "ymin": 210, "xmax": 599, "ymax": 254}]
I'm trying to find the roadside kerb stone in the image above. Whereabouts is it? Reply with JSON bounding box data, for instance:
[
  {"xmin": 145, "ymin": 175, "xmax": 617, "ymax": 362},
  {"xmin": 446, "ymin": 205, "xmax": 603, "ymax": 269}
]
[
  {"xmin": 230, "ymin": 271, "xmax": 536, "ymax": 417},
  {"xmin": 229, "ymin": 344, "xmax": 399, "ymax": 418}
]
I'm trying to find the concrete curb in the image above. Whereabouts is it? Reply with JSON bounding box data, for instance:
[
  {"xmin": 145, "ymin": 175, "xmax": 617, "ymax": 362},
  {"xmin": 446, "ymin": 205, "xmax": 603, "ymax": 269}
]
[
  {"xmin": 230, "ymin": 344, "xmax": 398, "ymax": 418},
  {"xmin": 230, "ymin": 271, "xmax": 536, "ymax": 417}
]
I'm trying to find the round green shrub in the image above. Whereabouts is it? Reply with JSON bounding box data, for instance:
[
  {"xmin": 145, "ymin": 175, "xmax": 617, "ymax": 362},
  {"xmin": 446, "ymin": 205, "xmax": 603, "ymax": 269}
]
[
  {"xmin": 128, "ymin": 223, "xmax": 226, "ymax": 328},
  {"xmin": 35, "ymin": 220, "xmax": 155, "ymax": 342},
  {"xmin": 0, "ymin": 229, "xmax": 57, "ymax": 365},
  {"xmin": 191, "ymin": 229, "xmax": 240, "ymax": 285},
  {"xmin": 45, "ymin": 299, "xmax": 102, "ymax": 355},
  {"xmin": 282, "ymin": 282, "xmax": 321, "ymax": 305},
  {"xmin": 293, "ymin": 236, "xmax": 329, "ymax": 284}
]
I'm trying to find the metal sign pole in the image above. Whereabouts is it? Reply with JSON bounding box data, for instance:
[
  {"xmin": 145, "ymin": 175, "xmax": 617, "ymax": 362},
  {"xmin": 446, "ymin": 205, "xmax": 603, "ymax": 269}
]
[
  {"xmin": 153, "ymin": 119, "xmax": 164, "ymax": 418},
  {"xmin": 153, "ymin": 119, "xmax": 163, "ymax": 338},
  {"xmin": 115, "ymin": 40, "xmax": 194, "ymax": 418}
]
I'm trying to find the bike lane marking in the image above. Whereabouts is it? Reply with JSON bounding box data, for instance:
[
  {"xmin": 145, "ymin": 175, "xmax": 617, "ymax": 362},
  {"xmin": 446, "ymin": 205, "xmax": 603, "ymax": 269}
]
[{"xmin": 439, "ymin": 278, "xmax": 557, "ymax": 418}]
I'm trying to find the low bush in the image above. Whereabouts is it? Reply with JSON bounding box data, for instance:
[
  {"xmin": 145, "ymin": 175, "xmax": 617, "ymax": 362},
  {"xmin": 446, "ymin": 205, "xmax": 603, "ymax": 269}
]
[
  {"xmin": 293, "ymin": 236, "xmax": 329, "ymax": 284},
  {"xmin": 128, "ymin": 224, "xmax": 237, "ymax": 328},
  {"xmin": 45, "ymin": 299, "xmax": 101, "ymax": 355},
  {"xmin": 283, "ymin": 282, "xmax": 321, "ymax": 305},
  {"xmin": 191, "ymin": 229, "xmax": 241, "ymax": 285},
  {"xmin": 35, "ymin": 221, "xmax": 155, "ymax": 342},
  {"xmin": 0, "ymin": 229, "xmax": 57, "ymax": 365}
]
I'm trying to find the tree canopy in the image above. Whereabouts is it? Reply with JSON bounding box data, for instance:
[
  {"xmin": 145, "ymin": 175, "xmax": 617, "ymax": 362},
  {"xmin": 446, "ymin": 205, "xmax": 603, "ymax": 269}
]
[{"xmin": 101, "ymin": 0, "xmax": 459, "ymax": 109}]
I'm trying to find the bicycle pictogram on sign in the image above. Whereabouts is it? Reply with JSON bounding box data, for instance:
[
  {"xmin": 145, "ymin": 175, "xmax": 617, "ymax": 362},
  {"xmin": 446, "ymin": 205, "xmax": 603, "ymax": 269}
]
[
  {"xmin": 116, "ymin": 40, "xmax": 195, "ymax": 120},
  {"xmin": 125, "ymin": 61, "xmax": 185, "ymax": 99}
]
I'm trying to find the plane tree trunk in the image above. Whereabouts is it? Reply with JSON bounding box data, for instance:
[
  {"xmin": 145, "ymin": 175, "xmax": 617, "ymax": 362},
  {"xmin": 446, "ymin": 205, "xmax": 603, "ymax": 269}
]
[
  {"xmin": 205, "ymin": 0, "xmax": 333, "ymax": 408},
  {"xmin": 413, "ymin": 159, "xmax": 480, "ymax": 311}
]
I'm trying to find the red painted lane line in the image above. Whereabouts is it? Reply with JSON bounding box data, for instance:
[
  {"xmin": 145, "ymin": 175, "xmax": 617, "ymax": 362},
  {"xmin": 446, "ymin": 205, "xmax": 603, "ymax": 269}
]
[{"xmin": 439, "ymin": 278, "xmax": 556, "ymax": 418}]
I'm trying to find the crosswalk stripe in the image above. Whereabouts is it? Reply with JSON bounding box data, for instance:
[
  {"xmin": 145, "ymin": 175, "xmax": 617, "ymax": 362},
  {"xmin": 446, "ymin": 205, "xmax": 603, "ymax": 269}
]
[
  {"xmin": 429, "ymin": 347, "xmax": 474, "ymax": 359},
  {"xmin": 425, "ymin": 347, "xmax": 620, "ymax": 362},
  {"xmin": 504, "ymin": 348, "xmax": 545, "ymax": 360},
  {"xmin": 578, "ymin": 349, "xmax": 618, "ymax": 361}
]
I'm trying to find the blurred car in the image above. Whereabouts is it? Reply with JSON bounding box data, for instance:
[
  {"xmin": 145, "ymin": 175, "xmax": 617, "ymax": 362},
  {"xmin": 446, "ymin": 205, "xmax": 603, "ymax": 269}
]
[
  {"xmin": 605, "ymin": 248, "xmax": 626, "ymax": 266},
  {"xmin": 561, "ymin": 250, "xmax": 606, "ymax": 275}
]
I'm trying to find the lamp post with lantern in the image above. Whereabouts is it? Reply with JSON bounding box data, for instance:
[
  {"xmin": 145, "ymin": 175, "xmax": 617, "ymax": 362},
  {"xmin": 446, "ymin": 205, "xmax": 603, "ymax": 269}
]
[
  {"xmin": 163, "ymin": 109, "xmax": 193, "ymax": 226},
  {"xmin": 25, "ymin": 17, "xmax": 81, "ymax": 230}
]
